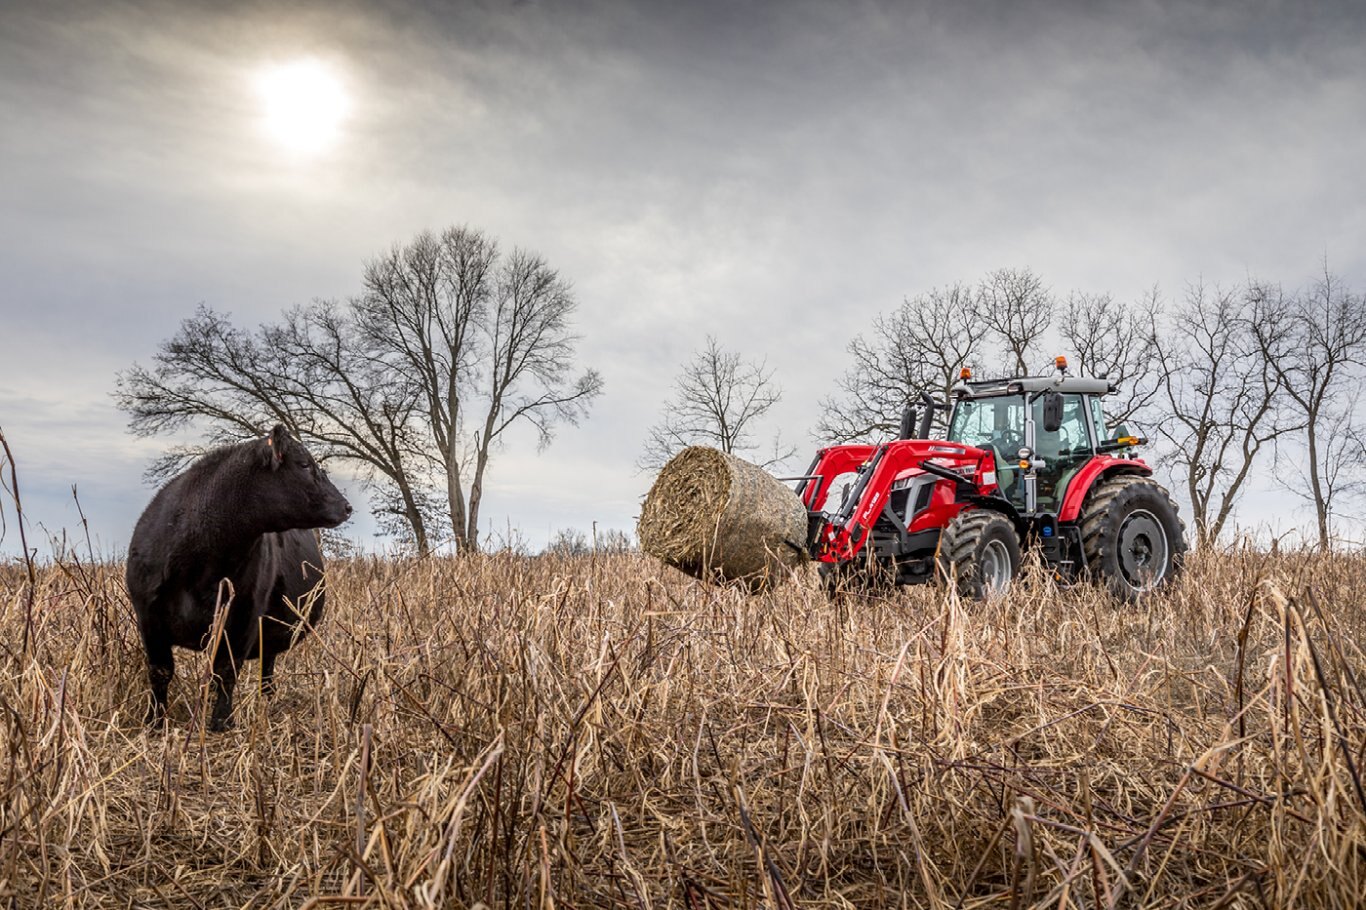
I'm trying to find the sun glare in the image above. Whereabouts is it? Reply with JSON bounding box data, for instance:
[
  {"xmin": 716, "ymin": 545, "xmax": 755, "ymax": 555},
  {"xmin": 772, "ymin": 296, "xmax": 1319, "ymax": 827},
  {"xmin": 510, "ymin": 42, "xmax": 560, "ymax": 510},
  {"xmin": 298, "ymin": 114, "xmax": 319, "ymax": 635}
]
[{"xmin": 254, "ymin": 59, "xmax": 349, "ymax": 156}]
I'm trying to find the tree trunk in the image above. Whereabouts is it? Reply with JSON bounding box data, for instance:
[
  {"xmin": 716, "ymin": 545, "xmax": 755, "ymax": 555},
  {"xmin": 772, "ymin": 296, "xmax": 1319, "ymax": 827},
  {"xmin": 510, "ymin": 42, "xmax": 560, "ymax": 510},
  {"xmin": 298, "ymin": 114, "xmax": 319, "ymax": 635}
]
[
  {"xmin": 466, "ymin": 445, "xmax": 492, "ymax": 555},
  {"xmin": 446, "ymin": 447, "xmax": 469, "ymax": 554},
  {"xmin": 1187, "ymin": 475, "xmax": 1208, "ymax": 547},
  {"xmin": 1305, "ymin": 416, "xmax": 1330, "ymax": 550},
  {"xmin": 393, "ymin": 475, "xmax": 429, "ymax": 557}
]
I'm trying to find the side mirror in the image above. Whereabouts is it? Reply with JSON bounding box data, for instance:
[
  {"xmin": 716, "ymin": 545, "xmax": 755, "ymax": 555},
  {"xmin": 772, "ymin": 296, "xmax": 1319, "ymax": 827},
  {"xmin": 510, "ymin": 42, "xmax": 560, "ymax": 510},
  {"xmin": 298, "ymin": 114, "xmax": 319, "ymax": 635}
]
[{"xmin": 1042, "ymin": 392, "xmax": 1064, "ymax": 433}]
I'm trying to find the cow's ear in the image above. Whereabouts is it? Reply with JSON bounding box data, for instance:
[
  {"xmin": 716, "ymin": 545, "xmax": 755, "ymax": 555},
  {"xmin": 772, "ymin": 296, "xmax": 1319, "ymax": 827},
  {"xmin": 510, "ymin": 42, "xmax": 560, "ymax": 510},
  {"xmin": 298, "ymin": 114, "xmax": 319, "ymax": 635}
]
[{"xmin": 265, "ymin": 424, "xmax": 289, "ymax": 471}]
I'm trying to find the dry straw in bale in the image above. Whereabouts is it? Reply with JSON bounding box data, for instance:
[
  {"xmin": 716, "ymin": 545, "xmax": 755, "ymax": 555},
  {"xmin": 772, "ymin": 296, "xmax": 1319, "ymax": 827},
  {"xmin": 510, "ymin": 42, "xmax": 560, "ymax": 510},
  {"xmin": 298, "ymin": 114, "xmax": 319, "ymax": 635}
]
[{"xmin": 638, "ymin": 446, "xmax": 809, "ymax": 591}]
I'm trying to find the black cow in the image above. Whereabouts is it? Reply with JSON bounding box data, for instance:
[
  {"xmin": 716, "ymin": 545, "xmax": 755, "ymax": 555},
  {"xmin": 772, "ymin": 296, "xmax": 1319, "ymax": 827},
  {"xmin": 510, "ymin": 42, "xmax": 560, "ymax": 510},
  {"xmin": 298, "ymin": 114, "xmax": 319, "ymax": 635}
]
[{"xmin": 126, "ymin": 425, "xmax": 352, "ymax": 730}]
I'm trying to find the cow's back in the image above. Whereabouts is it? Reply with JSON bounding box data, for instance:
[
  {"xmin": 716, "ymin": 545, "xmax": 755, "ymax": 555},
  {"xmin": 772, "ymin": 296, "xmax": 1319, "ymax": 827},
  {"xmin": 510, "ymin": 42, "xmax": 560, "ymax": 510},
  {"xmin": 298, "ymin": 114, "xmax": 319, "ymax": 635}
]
[{"xmin": 126, "ymin": 474, "xmax": 195, "ymax": 607}]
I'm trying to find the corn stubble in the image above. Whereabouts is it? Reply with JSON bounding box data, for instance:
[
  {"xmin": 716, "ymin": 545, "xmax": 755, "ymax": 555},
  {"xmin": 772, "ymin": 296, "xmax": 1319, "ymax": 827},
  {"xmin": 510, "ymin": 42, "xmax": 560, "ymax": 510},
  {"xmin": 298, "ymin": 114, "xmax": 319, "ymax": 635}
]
[{"xmin": 0, "ymin": 548, "xmax": 1363, "ymax": 908}]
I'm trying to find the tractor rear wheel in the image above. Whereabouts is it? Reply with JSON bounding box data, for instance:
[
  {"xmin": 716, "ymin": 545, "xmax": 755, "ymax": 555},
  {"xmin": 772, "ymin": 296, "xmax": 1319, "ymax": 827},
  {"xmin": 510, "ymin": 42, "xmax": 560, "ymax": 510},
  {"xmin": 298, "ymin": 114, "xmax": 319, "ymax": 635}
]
[
  {"xmin": 1080, "ymin": 475, "xmax": 1186, "ymax": 601},
  {"xmin": 937, "ymin": 509, "xmax": 1021, "ymax": 599}
]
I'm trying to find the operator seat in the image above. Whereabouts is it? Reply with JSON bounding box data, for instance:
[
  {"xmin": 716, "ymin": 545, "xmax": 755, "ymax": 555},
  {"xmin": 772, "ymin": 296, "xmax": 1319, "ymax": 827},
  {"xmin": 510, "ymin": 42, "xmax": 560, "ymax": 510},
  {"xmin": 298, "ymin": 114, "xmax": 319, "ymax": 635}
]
[
  {"xmin": 989, "ymin": 446, "xmax": 1018, "ymax": 502},
  {"xmin": 1033, "ymin": 426, "xmax": 1066, "ymax": 509}
]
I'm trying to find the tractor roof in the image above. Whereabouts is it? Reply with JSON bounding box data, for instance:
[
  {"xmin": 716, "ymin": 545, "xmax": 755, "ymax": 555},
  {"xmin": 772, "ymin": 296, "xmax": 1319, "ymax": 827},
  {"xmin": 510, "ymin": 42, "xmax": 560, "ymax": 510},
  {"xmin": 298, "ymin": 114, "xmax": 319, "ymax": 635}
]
[{"xmin": 952, "ymin": 375, "xmax": 1116, "ymax": 398}]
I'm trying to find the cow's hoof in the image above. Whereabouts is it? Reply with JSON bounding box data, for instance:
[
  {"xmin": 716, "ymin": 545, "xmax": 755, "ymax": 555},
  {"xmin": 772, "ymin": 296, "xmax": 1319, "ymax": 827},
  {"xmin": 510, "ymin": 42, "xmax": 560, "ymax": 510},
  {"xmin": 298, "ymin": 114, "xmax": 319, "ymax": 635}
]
[
  {"xmin": 144, "ymin": 710, "xmax": 167, "ymax": 731},
  {"xmin": 208, "ymin": 715, "xmax": 236, "ymax": 732}
]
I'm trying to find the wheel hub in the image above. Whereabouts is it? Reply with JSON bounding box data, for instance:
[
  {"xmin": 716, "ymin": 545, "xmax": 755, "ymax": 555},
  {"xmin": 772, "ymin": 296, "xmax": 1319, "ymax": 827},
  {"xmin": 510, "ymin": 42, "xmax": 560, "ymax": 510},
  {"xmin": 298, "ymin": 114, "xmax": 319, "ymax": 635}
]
[
  {"xmin": 1117, "ymin": 509, "xmax": 1169, "ymax": 592},
  {"xmin": 979, "ymin": 538, "xmax": 1011, "ymax": 596}
]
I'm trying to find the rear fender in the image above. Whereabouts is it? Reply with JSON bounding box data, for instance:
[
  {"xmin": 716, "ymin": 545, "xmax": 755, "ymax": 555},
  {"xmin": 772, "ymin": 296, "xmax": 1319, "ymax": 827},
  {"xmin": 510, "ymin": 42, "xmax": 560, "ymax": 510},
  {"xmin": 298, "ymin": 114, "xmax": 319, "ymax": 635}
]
[{"xmin": 1058, "ymin": 457, "xmax": 1152, "ymax": 522}]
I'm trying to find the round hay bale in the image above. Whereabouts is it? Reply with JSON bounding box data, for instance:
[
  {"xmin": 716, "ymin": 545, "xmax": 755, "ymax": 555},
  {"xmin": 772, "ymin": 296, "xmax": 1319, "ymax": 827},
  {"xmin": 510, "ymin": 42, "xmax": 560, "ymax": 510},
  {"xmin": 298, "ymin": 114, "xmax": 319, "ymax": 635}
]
[{"xmin": 638, "ymin": 446, "xmax": 809, "ymax": 591}]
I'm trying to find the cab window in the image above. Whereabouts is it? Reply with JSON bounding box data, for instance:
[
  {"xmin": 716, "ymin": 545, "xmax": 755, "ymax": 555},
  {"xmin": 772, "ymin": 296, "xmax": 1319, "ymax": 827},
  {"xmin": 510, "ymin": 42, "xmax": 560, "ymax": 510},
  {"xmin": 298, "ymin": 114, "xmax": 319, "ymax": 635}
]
[
  {"xmin": 946, "ymin": 396, "xmax": 1027, "ymax": 452},
  {"xmin": 1090, "ymin": 397, "xmax": 1109, "ymax": 440},
  {"xmin": 1032, "ymin": 394, "xmax": 1095, "ymax": 509},
  {"xmin": 1032, "ymin": 394, "xmax": 1093, "ymax": 457}
]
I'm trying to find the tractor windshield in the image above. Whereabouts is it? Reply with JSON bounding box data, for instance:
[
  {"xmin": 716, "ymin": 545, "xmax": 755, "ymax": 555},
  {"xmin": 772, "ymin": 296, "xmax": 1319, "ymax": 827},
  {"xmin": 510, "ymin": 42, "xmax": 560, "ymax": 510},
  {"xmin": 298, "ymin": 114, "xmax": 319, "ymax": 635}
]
[{"xmin": 946, "ymin": 395, "xmax": 1027, "ymax": 454}]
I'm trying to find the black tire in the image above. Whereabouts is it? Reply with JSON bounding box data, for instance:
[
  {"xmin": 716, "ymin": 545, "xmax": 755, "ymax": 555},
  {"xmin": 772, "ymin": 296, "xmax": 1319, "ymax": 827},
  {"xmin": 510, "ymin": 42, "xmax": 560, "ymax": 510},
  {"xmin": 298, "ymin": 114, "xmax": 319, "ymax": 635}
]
[
  {"xmin": 937, "ymin": 509, "xmax": 1021, "ymax": 600},
  {"xmin": 1080, "ymin": 475, "xmax": 1186, "ymax": 601}
]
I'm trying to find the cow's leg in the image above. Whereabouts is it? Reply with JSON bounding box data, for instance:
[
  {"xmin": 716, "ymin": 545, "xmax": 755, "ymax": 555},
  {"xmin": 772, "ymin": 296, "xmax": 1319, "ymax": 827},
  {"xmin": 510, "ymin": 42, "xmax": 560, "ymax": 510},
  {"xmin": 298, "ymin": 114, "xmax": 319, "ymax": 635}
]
[
  {"xmin": 259, "ymin": 576, "xmax": 294, "ymax": 701},
  {"xmin": 141, "ymin": 626, "xmax": 175, "ymax": 729},
  {"xmin": 208, "ymin": 647, "xmax": 240, "ymax": 731},
  {"xmin": 208, "ymin": 604, "xmax": 260, "ymax": 732}
]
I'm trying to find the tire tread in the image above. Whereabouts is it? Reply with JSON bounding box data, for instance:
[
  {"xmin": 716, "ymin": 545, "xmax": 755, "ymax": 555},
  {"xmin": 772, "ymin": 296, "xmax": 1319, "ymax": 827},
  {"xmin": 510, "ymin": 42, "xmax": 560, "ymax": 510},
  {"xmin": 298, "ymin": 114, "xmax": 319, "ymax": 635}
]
[
  {"xmin": 1079, "ymin": 474, "xmax": 1186, "ymax": 599},
  {"xmin": 937, "ymin": 509, "xmax": 1019, "ymax": 598}
]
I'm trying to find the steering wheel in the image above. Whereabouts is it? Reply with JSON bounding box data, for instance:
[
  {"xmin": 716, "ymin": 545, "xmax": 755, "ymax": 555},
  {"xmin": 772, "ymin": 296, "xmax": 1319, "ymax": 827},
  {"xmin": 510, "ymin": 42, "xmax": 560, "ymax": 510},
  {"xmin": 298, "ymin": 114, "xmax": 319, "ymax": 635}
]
[{"xmin": 994, "ymin": 429, "xmax": 1024, "ymax": 455}]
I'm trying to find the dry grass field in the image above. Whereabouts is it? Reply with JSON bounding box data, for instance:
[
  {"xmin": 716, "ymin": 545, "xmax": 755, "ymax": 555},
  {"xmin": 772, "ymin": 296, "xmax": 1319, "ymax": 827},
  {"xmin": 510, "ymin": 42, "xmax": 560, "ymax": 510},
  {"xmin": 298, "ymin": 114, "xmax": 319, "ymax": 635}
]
[{"xmin": 1, "ymin": 546, "xmax": 1364, "ymax": 908}]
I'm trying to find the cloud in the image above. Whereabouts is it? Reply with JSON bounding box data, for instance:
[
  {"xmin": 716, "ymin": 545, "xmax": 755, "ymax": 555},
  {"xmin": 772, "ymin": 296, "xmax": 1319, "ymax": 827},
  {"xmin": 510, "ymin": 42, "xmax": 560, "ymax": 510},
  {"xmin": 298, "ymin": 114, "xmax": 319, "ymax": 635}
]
[{"xmin": 3, "ymin": 0, "xmax": 1365, "ymax": 553}]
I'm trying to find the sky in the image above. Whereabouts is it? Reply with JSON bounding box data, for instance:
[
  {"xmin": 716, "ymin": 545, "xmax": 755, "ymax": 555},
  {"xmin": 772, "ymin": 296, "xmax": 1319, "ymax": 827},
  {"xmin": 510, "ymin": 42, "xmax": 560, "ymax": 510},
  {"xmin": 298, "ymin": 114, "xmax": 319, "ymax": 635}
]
[{"xmin": 3, "ymin": 0, "xmax": 1365, "ymax": 556}]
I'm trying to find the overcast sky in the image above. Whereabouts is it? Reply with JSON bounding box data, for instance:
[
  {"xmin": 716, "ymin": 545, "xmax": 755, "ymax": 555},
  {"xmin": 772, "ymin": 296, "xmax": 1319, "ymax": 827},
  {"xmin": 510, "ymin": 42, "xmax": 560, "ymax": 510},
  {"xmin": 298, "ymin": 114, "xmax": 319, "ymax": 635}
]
[{"xmin": 3, "ymin": 0, "xmax": 1365, "ymax": 556}]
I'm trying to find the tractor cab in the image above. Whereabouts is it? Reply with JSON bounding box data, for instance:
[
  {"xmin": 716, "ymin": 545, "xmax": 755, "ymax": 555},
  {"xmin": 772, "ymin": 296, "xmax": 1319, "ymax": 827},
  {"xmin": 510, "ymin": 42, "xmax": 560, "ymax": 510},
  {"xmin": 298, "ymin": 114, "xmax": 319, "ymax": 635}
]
[{"xmin": 943, "ymin": 367, "xmax": 1114, "ymax": 517}]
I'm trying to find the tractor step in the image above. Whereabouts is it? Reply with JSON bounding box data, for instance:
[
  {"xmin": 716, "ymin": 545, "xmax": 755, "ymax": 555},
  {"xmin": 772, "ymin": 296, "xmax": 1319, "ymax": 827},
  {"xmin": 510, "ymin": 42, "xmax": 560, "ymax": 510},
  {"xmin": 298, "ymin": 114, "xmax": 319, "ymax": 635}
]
[{"xmin": 1046, "ymin": 558, "xmax": 1076, "ymax": 583}]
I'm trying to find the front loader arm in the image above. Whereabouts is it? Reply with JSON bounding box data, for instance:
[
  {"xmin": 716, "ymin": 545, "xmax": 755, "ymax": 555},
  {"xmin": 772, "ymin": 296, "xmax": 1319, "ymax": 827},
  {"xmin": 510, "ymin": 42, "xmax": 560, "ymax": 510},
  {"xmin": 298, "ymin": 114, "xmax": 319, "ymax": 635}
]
[{"xmin": 806, "ymin": 441, "xmax": 993, "ymax": 563}]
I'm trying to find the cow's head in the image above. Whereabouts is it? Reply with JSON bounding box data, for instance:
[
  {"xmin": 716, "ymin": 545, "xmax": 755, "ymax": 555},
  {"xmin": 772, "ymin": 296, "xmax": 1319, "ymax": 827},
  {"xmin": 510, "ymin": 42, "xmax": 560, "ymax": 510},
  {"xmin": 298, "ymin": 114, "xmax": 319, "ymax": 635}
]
[{"xmin": 257, "ymin": 425, "xmax": 353, "ymax": 530}]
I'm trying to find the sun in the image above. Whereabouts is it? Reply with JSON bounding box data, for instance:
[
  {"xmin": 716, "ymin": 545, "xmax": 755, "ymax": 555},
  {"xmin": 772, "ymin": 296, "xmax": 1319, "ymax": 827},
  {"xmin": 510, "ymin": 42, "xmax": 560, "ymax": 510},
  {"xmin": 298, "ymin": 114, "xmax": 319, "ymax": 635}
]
[{"xmin": 254, "ymin": 59, "xmax": 349, "ymax": 156}]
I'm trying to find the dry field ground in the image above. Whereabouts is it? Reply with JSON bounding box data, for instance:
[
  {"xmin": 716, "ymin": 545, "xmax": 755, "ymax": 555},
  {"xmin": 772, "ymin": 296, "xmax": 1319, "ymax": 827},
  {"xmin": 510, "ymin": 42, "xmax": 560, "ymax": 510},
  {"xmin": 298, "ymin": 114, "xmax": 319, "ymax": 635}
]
[{"xmin": 0, "ymin": 547, "xmax": 1364, "ymax": 908}]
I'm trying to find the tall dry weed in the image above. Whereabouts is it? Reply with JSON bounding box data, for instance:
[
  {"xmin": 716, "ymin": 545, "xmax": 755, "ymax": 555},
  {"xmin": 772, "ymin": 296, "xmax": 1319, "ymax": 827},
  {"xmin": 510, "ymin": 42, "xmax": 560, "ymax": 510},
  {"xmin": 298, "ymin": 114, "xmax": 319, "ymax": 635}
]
[{"xmin": 0, "ymin": 545, "xmax": 1363, "ymax": 907}]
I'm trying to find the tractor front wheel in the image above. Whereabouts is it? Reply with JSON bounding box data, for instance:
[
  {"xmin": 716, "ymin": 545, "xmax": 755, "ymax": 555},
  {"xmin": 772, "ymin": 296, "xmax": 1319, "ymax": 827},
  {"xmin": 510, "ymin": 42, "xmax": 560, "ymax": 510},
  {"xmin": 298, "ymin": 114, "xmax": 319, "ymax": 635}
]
[
  {"xmin": 937, "ymin": 510, "xmax": 1021, "ymax": 599},
  {"xmin": 1080, "ymin": 475, "xmax": 1186, "ymax": 601}
]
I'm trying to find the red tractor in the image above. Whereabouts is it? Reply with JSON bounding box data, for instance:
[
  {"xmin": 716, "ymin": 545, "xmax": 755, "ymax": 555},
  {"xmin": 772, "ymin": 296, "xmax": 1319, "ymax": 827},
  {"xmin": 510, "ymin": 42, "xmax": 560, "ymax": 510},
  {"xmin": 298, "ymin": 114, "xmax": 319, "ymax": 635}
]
[{"xmin": 796, "ymin": 358, "xmax": 1185, "ymax": 600}]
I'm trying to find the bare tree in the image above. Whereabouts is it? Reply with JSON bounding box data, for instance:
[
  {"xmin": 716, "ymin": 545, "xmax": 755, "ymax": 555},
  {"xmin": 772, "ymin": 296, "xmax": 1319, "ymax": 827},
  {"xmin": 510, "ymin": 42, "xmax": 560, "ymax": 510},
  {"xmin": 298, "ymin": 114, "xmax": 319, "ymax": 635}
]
[
  {"xmin": 117, "ymin": 225, "xmax": 602, "ymax": 555},
  {"xmin": 976, "ymin": 267, "xmax": 1053, "ymax": 375},
  {"xmin": 116, "ymin": 304, "xmax": 444, "ymax": 553},
  {"xmin": 817, "ymin": 284, "xmax": 985, "ymax": 442},
  {"xmin": 1283, "ymin": 401, "xmax": 1366, "ymax": 543},
  {"xmin": 1148, "ymin": 281, "xmax": 1299, "ymax": 545},
  {"xmin": 1058, "ymin": 288, "xmax": 1160, "ymax": 429},
  {"xmin": 117, "ymin": 306, "xmax": 289, "ymax": 466},
  {"xmin": 593, "ymin": 528, "xmax": 635, "ymax": 552},
  {"xmin": 544, "ymin": 527, "xmax": 590, "ymax": 557},
  {"xmin": 640, "ymin": 336, "xmax": 791, "ymax": 470},
  {"xmin": 269, "ymin": 302, "xmax": 449, "ymax": 552},
  {"xmin": 1250, "ymin": 268, "xmax": 1366, "ymax": 549},
  {"xmin": 357, "ymin": 227, "xmax": 603, "ymax": 553},
  {"xmin": 355, "ymin": 228, "xmax": 489, "ymax": 551}
]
